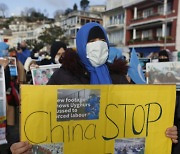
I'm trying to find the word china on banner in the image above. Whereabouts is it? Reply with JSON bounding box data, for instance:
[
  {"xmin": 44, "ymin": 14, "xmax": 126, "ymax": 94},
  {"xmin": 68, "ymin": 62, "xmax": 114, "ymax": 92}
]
[{"xmin": 20, "ymin": 85, "xmax": 176, "ymax": 154}]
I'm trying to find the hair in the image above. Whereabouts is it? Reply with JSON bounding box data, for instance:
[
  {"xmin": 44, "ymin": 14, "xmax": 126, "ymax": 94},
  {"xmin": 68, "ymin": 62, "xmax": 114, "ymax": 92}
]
[
  {"xmin": 108, "ymin": 59, "xmax": 129, "ymax": 75},
  {"xmin": 50, "ymin": 41, "xmax": 67, "ymax": 63},
  {"xmin": 87, "ymin": 26, "xmax": 106, "ymax": 42},
  {"xmin": 61, "ymin": 48, "xmax": 87, "ymax": 76},
  {"xmin": 158, "ymin": 50, "xmax": 169, "ymax": 58}
]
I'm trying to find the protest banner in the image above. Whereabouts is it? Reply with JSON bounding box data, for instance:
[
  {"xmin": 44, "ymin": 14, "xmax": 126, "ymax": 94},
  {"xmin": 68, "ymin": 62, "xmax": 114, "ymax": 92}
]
[
  {"xmin": 21, "ymin": 85, "xmax": 176, "ymax": 154},
  {"xmin": 146, "ymin": 62, "xmax": 180, "ymax": 84},
  {"xmin": 0, "ymin": 65, "xmax": 7, "ymax": 145},
  {"xmin": 31, "ymin": 64, "xmax": 61, "ymax": 85}
]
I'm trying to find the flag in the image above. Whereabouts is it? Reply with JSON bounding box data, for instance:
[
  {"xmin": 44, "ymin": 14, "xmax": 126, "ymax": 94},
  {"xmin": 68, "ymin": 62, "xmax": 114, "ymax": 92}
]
[
  {"xmin": 107, "ymin": 47, "xmax": 122, "ymax": 63},
  {"xmin": 0, "ymin": 42, "xmax": 9, "ymax": 57},
  {"xmin": 128, "ymin": 48, "xmax": 146, "ymax": 84}
]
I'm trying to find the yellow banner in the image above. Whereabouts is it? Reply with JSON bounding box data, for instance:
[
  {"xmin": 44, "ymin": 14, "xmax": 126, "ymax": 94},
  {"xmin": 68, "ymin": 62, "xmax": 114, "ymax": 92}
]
[{"xmin": 21, "ymin": 85, "xmax": 176, "ymax": 154}]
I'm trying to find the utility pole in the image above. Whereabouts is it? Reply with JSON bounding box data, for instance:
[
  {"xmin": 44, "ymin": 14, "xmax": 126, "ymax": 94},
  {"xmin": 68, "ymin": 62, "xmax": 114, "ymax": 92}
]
[{"xmin": 163, "ymin": 0, "xmax": 167, "ymax": 50}]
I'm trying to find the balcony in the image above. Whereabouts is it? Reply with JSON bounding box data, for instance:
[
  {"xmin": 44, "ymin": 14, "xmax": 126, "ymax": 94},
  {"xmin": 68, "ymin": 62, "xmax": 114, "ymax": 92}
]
[
  {"xmin": 128, "ymin": 36, "xmax": 175, "ymax": 45},
  {"xmin": 105, "ymin": 22, "xmax": 124, "ymax": 29},
  {"xmin": 128, "ymin": 11, "xmax": 173, "ymax": 27}
]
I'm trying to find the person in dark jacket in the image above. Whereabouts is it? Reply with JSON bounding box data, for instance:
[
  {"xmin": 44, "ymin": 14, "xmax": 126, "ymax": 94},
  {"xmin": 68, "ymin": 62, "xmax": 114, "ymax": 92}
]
[
  {"xmin": 76, "ymin": 22, "xmax": 178, "ymax": 144},
  {"xmin": 47, "ymin": 48, "xmax": 89, "ymax": 85}
]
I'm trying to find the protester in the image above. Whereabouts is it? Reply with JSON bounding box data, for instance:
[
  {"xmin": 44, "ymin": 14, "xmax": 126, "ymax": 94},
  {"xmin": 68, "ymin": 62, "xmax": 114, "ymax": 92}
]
[
  {"xmin": 76, "ymin": 21, "xmax": 178, "ymax": 144},
  {"xmin": 158, "ymin": 50, "xmax": 170, "ymax": 62},
  {"xmin": 157, "ymin": 49, "xmax": 180, "ymax": 154},
  {"xmin": 50, "ymin": 41, "xmax": 67, "ymax": 64},
  {"xmin": 76, "ymin": 23, "xmax": 111, "ymax": 84},
  {"xmin": 47, "ymin": 48, "xmax": 89, "ymax": 85},
  {"xmin": 10, "ymin": 23, "xmax": 178, "ymax": 154},
  {"xmin": 17, "ymin": 41, "xmax": 31, "ymax": 65},
  {"xmin": 0, "ymin": 54, "xmax": 20, "ymax": 153}
]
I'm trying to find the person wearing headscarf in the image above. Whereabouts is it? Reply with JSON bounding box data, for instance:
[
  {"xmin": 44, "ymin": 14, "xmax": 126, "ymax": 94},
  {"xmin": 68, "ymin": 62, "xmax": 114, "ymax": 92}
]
[
  {"xmin": 76, "ymin": 22, "xmax": 112, "ymax": 84},
  {"xmin": 158, "ymin": 50, "xmax": 169, "ymax": 62},
  {"xmin": 50, "ymin": 41, "xmax": 67, "ymax": 64},
  {"xmin": 76, "ymin": 22, "xmax": 177, "ymax": 145}
]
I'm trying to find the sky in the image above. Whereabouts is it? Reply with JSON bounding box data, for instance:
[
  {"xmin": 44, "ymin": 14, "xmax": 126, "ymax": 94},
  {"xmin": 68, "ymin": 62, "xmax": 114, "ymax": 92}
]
[{"xmin": 1, "ymin": 0, "xmax": 106, "ymax": 18}]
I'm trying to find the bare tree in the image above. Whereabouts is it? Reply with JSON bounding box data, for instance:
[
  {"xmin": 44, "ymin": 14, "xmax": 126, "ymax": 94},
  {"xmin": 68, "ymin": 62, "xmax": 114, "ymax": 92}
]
[
  {"xmin": 0, "ymin": 3, "xmax": 8, "ymax": 17},
  {"xmin": 21, "ymin": 7, "xmax": 36, "ymax": 17}
]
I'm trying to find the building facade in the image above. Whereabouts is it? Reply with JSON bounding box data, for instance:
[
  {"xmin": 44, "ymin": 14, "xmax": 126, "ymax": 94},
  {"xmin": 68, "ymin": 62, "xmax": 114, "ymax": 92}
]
[
  {"xmin": 59, "ymin": 10, "xmax": 103, "ymax": 47},
  {"xmin": 125, "ymin": 0, "xmax": 179, "ymax": 56},
  {"xmin": 103, "ymin": 5, "xmax": 125, "ymax": 47},
  {"xmin": 103, "ymin": 0, "xmax": 126, "ymax": 46},
  {"xmin": 4, "ymin": 20, "xmax": 51, "ymax": 47},
  {"xmin": 89, "ymin": 5, "xmax": 106, "ymax": 12}
]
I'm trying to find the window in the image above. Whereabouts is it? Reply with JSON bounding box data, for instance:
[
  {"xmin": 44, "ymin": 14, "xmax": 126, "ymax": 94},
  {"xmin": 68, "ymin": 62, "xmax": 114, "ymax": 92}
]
[
  {"xmin": 167, "ymin": 3, "xmax": 172, "ymax": 13},
  {"xmin": 166, "ymin": 26, "xmax": 170, "ymax": 36},
  {"xmin": 137, "ymin": 11, "xmax": 142, "ymax": 19},
  {"xmin": 142, "ymin": 30, "xmax": 152, "ymax": 39},
  {"xmin": 109, "ymin": 30, "xmax": 124, "ymax": 44},
  {"xmin": 114, "ymin": 15, "xmax": 118, "ymax": 24},
  {"xmin": 158, "ymin": 3, "xmax": 172, "ymax": 14},
  {"xmin": 156, "ymin": 28, "xmax": 162, "ymax": 37},
  {"xmin": 143, "ymin": 8, "xmax": 153, "ymax": 18},
  {"xmin": 136, "ymin": 31, "xmax": 141, "ymax": 39},
  {"xmin": 158, "ymin": 5, "xmax": 163, "ymax": 14},
  {"xmin": 110, "ymin": 16, "xmax": 113, "ymax": 24},
  {"xmin": 109, "ymin": 13, "xmax": 124, "ymax": 25},
  {"xmin": 118, "ymin": 13, "xmax": 124, "ymax": 24},
  {"xmin": 80, "ymin": 19, "xmax": 85, "ymax": 25},
  {"xmin": 27, "ymin": 32, "xmax": 33, "ymax": 37}
]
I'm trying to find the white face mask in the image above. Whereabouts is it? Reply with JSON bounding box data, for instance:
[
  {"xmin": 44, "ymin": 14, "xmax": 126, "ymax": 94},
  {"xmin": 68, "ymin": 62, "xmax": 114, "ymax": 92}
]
[
  {"xmin": 34, "ymin": 53, "xmax": 39, "ymax": 57},
  {"xmin": 54, "ymin": 55, "xmax": 60, "ymax": 64},
  {"xmin": 86, "ymin": 40, "xmax": 108, "ymax": 67}
]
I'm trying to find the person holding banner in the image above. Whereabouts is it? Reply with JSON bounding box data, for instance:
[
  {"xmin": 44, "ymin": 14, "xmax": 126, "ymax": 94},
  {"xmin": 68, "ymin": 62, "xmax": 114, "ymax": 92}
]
[
  {"xmin": 10, "ymin": 23, "xmax": 178, "ymax": 154},
  {"xmin": 76, "ymin": 21, "xmax": 178, "ymax": 144}
]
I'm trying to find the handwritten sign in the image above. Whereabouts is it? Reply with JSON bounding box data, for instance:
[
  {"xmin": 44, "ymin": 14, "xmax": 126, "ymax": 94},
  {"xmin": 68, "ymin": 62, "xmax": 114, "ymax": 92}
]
[{"xmin": 21, "ymin": 85, "xmax": 176, "ymax": 154}]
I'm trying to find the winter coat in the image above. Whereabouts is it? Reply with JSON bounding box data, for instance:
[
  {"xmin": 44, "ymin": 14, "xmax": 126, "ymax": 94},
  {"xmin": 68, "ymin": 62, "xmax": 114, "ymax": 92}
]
[{"xmin": 47, "ymin": 67, "xmax": 89, "ymax": 85}]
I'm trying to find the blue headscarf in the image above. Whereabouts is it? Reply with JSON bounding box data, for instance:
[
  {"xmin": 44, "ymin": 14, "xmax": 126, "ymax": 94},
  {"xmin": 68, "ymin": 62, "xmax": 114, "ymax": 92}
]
[{"xmin": 76, "ymin": 22, "xmax": 112, "ymax": 84}]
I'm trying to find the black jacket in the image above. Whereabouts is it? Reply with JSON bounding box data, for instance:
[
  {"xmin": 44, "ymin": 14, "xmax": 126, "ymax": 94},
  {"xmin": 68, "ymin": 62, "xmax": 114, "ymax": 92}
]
[
  {"xmin": 47, "ymin": 67, "xmax": 89, "ymax": 85},
  {"xmin": 47, "ymin": 66, "xmax": 130, "ymax": 85}
]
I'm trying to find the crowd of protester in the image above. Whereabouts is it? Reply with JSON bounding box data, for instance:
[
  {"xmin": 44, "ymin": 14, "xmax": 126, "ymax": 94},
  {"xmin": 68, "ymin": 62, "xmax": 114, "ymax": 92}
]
[{"xmin": 0, "ymin": 22, "xmax": 179, "ymax": 154}]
